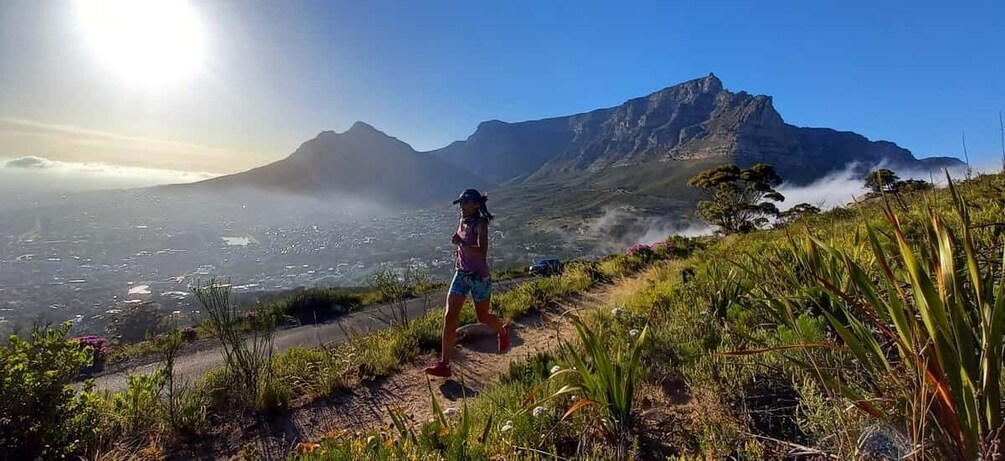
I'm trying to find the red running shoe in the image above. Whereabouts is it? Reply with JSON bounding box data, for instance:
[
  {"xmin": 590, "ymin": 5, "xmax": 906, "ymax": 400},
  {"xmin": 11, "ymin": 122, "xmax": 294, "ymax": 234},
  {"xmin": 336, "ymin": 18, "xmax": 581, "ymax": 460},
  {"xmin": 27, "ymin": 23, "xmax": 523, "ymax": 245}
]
[
  {"xmin": 424, "ymin": 361, "xmax": 452, "ymax": 378},
  {"xmin": 498, "ymin": 323, "xmax": 511, "ymax": 353}
]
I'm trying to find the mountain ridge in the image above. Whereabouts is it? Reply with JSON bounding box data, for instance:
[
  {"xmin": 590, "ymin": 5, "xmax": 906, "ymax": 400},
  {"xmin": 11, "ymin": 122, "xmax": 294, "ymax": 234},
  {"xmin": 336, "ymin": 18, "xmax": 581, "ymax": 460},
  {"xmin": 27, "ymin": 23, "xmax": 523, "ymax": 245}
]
[{"xmin": 189, "ymin": 74, "xmax": 963, "ymax": 207}]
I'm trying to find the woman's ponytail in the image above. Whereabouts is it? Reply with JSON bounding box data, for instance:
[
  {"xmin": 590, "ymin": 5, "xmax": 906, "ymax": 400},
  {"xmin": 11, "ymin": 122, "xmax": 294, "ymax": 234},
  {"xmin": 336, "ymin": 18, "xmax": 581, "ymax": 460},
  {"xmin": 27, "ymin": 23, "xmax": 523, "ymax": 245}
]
[{"xmin": 478, "ymin": 196, "xmax": 494, "ymax": 221}]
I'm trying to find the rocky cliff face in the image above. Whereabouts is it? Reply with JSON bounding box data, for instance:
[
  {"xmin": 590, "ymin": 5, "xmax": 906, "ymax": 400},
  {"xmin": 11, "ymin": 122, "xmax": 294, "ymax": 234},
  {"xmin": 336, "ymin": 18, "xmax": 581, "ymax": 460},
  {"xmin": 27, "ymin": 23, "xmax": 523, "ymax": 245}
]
[{"xmin": 432, "ymin": 74, "xmax": 961, "ymax": 184}]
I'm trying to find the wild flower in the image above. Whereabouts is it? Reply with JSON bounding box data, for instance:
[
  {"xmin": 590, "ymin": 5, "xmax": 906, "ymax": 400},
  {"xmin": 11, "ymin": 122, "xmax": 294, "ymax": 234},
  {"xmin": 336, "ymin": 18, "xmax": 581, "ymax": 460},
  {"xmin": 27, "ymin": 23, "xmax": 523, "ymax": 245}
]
[
  {"xmin": 629, "ymin": 328, "xmax": 640, "ymax": 337},
  {"xmin": 532, "ymin": 406, "xmax": 547, "ymax": 417},
  {"xmin": 550, "ymin": 365, "xmax": 561, "ymax": 375},
  {"xmin": 243, "ymin": 310, "xmax": 257, "ymax": 319},
  {"xmin": 625, "ymin": 244, "xmax": 652, "ymax": 256},
  {"xmin": 500, "ymin": 421, "xmax": 513, "ymax": 432},
  {"xmin": 295, "ymin": 442, "xmax": 321, "ymax": 453},
  {"xmin": 72, "ymin": 335, "xmax": 109, "ymax": 363}
]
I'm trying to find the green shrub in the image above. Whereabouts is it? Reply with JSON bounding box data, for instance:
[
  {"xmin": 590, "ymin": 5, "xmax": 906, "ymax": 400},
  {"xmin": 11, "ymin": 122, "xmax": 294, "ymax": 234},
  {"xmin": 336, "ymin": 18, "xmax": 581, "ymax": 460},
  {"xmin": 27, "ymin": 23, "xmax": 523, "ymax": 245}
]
[
  {"xmin": 276, "ymin": 288, "xmax": 363, "ymax": 324},
  {"xmin": 105, "ymin": 372, "xmax": 166, "ymax": 435},
  {"xmin": 0, "ymin": 323, "xmax": 99, "ymax": 459}
]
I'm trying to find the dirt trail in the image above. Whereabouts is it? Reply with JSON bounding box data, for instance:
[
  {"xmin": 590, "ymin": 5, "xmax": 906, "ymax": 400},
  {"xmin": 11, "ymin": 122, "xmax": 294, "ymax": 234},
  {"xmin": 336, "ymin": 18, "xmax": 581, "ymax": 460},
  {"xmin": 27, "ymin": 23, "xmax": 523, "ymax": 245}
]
[
  {"xmin": 93, "ymin": 279, "xmax": 530, "ymax": 393},
  {"xmin": 223, "ymin": 286, "xmax": 619, "ymax": 459}
]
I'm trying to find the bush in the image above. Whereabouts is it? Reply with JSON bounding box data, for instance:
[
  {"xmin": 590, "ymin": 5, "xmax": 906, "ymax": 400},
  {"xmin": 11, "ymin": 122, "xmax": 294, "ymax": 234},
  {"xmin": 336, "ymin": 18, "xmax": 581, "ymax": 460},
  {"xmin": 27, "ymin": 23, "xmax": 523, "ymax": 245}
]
[
  {"xmin": 72, "ymin": 335, "xmax": 109, "ymax": 365},
  {"xmin": 180, "ymin": 326, "xmax": 198, "ymax": 342},
  {"xmin": 105, "ymin": 372, "xmax": 166, "ymax": 436},
  {"xmin": 276, "ymin": 288, "xmax": 363, "ymax": 324},
  {"xmin": 0, "ymin": 323, "xmax": 100, "ymax": 459}
]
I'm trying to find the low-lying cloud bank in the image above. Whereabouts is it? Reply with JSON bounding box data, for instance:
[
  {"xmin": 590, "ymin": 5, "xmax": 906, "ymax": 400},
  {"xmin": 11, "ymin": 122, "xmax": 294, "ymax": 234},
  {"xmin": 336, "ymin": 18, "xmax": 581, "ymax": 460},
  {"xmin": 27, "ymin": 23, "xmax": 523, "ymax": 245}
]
[
  {"xmin": 775, "ymin": 160, "xmax": 980, "ymax": 212},
  {"xmin": 580, "ymin": 159, "xmax": 987, "ymax": 251},
  {"xmin": 1, "ymin": 156, "xmax": 218, "ymax": 193},
  {"xmin": 5, "ymin": 155, "xmax": 58, "ymax": 169},
  {"xmin": 0, "ymin": 118, "xmax": 275, "ymax": 174},
  {"xmin": 580, "ymin": 205, "xmax": 714, "ymax": 251}
]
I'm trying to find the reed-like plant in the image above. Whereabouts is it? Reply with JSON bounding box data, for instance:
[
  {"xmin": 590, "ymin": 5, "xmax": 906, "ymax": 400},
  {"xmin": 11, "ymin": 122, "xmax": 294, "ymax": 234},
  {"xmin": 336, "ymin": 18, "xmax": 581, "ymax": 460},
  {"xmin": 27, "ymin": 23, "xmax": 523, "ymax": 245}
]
[
  {"xmin": 543, "ymin": 314, "xmax": 649, "ymax": 444},
  {"xmin": 756, "ymin": 174, "xmax": 1004, "ymax": 459},
  {"xmin": 192, "ymin": 280, "xmax": 275, "ymax": 409}
]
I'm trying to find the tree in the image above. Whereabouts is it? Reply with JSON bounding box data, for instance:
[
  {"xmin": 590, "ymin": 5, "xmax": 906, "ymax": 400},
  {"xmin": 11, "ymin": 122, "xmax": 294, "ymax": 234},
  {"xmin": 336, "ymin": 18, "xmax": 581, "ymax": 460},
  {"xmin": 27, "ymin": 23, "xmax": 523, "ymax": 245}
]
[
  {"xmin": 776, "ymin": 202, "xmax": 821, "ymax": 227},
  {"xmin": 687, "ymin": 163, "xmax": 785, "ymax": 234},
  {"xmin": 896, "ymin": 178, "xmax": 933, "ymax": 193},
  {"xmin": 865, "ymin": 168, "xmax": 900, "ymax": 194}
]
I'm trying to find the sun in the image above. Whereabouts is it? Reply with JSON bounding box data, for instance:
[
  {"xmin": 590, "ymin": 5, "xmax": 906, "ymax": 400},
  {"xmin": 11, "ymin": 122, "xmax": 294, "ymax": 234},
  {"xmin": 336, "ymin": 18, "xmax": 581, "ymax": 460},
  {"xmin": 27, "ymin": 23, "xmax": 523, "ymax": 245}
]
[{"xmin": 76, "ymin": 0, "xmax": 205, "ymax": 85}]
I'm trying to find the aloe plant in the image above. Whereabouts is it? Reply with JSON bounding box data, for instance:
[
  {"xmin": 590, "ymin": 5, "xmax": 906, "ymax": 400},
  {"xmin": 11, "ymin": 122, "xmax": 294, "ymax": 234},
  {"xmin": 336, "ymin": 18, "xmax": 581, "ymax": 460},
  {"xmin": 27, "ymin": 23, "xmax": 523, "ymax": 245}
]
[{"xmin": 757, "ymin": 174, "xmax": 1004, "ymax": 459}]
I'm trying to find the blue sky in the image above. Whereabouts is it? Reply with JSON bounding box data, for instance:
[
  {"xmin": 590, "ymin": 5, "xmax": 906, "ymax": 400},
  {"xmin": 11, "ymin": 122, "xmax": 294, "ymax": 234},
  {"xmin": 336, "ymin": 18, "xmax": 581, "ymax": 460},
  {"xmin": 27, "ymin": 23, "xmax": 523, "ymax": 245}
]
[{"xmin": 1, "ymin": 0, "xmax": 1003, "ymax": 173}]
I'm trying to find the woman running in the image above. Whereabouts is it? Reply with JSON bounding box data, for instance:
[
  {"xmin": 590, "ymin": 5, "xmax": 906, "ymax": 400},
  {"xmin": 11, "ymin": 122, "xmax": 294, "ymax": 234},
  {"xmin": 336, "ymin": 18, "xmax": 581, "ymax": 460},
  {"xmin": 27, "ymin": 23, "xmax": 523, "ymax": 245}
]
[{"xmin": 425, "ymin": 189, "xmax": 510, "ymax": 378}]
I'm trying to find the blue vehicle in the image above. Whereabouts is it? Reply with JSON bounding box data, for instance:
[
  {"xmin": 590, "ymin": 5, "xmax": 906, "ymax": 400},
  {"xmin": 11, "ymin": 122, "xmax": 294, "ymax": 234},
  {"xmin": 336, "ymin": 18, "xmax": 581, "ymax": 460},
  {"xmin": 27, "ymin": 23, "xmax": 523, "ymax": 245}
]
[{"xmin": 528, "ymin": 259, "xmax": 563, "ymax": 276}]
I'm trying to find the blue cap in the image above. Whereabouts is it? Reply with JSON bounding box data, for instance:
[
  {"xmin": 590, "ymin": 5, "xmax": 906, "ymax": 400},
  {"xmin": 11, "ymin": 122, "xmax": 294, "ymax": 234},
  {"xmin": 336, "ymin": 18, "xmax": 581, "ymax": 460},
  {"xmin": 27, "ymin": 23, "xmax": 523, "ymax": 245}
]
[{"xmin": 452, "ymin": 189, "xmax": 484, "ymax": 204}]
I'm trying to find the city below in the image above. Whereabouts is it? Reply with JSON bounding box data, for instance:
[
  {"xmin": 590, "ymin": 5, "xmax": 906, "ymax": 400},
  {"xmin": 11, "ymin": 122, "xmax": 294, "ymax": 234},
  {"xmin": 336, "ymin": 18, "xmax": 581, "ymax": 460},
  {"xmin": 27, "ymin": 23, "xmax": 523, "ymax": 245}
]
[{"xmin": 0, "ymin": 188, "xmax": 577, "ymax": 337}]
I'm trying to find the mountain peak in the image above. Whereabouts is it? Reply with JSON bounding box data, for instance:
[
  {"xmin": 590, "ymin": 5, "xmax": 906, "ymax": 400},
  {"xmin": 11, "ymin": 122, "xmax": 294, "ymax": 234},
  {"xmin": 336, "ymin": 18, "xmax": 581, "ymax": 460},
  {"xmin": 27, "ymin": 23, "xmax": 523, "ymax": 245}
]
[
  {"xmin": 701, "ymin": 72, "xmax": 722, "ymax": 91},
  {"xmin": 347, "ymin": 121, "xmax": 380, "ymax": 134}
]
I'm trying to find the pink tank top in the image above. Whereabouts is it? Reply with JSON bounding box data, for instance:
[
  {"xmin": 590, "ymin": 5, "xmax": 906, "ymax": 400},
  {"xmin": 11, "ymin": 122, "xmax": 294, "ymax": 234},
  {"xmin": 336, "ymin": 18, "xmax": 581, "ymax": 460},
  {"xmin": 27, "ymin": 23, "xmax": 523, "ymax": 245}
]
[{"xmin": 455, "ymin": 217, "xmax": 490, "ymax": 277}]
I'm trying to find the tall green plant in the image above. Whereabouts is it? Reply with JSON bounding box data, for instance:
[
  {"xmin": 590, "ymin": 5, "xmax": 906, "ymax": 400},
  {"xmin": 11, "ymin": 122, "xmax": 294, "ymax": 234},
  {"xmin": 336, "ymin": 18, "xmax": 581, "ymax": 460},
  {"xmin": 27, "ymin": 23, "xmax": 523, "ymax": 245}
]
[
  {"xmin": 761, "ymin": 174, "xmax": 1004, "ymax": 459},
  {"xmin": 370, "ymin": 268, "xmax": 414, "ymax": 328},
  {"xmin": 192, "ymin": 280, "xmax": 275, "ymax": 409},
  {"xmin": 544, "ymin": 315, "xmax": 649, "ymax": 444}
]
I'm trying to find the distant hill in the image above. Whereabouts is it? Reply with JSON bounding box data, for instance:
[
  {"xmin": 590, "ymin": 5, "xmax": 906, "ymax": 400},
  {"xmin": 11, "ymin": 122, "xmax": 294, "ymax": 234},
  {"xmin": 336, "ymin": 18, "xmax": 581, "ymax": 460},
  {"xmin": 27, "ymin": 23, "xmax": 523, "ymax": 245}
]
[
  {"xmin": 187, "ymin": 122, "xmax": 477, "ymax": 207},
  {"xmin": 187, "ymin": 74, "xmax": 962, "ymax": 210}
]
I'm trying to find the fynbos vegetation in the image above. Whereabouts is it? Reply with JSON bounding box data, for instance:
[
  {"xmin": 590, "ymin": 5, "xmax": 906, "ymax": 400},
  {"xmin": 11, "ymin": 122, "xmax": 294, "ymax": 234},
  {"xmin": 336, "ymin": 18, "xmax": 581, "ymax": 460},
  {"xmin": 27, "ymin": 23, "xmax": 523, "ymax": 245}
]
[{"xmin": 2, "ymin": 171, "xmax": 1003, "ymax": 459}]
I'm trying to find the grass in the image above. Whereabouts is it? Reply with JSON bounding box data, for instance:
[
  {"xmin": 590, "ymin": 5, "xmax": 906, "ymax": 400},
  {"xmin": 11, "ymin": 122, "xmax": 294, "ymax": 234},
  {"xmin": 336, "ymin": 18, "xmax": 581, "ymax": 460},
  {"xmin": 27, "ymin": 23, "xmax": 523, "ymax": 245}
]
[{"xmin": 286, "ymin": 171, "xmax": 1005, "ymax": 459}]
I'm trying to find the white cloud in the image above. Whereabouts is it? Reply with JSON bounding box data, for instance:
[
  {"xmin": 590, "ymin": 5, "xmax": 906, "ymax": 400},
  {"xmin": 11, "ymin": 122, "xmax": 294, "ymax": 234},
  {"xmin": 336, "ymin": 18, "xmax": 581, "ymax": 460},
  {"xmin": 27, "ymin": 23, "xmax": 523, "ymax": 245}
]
[
  {"xmin": 776, "ymin": 160, "xmax": 973, "ymax": 212},
  {"xmin": 0, "ymin": 155, "xmax": 218, "ymax": 192},
  {"xmin": 580, "ymin": 205, "xmax": 714, "ymax": 251},
  {"xmin": 0, "ymin": 118, "xmax": 277, "ymax": 174},
  {"xmin": 5, "ymin": 156, "xmax": 58, "ymax": 169}
]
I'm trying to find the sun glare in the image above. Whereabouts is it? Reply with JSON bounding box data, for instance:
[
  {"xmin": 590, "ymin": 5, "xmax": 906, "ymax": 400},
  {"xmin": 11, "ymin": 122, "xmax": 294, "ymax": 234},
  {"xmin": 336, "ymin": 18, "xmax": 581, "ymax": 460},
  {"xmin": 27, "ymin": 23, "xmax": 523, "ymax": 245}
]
[{"xmin": 76, "ymin": 0, "xmax": 205, "ymax": 85}]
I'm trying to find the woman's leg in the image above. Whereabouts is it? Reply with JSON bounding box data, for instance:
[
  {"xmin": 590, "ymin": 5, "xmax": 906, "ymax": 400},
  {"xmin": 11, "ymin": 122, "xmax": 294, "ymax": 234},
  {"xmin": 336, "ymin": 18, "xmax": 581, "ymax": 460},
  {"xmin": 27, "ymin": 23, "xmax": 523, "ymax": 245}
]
[
  {"xmin": 473, "ymin": 297, "xmax": 504, "ymax": 334},
  {"xmin": 440, "ymin": 293, "xmax": 466, "ymax": 364}
]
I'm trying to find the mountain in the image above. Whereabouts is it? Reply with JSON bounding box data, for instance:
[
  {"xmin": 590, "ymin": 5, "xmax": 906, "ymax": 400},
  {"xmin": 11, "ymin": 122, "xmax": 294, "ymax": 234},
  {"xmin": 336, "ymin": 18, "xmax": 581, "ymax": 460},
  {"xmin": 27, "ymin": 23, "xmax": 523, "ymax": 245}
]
[
  {"xmin": 189, "ymin": 122, "xmax": 477, "ymax": 206},
  {"xmin": 190, "ymin": 75, "xmax": 962, "ymax": 210},
  {"xmin": 431, "ymin": 74, "xmax": 963, "ymax": 185}
]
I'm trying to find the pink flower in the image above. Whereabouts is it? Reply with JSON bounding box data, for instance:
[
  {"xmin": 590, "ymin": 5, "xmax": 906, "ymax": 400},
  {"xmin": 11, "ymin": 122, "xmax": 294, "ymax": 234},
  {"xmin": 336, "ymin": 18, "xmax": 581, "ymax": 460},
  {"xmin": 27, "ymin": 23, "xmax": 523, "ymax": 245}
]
[{"xmin": 626, "ymin": 244, "xmax": 653, "ymax": 256}]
